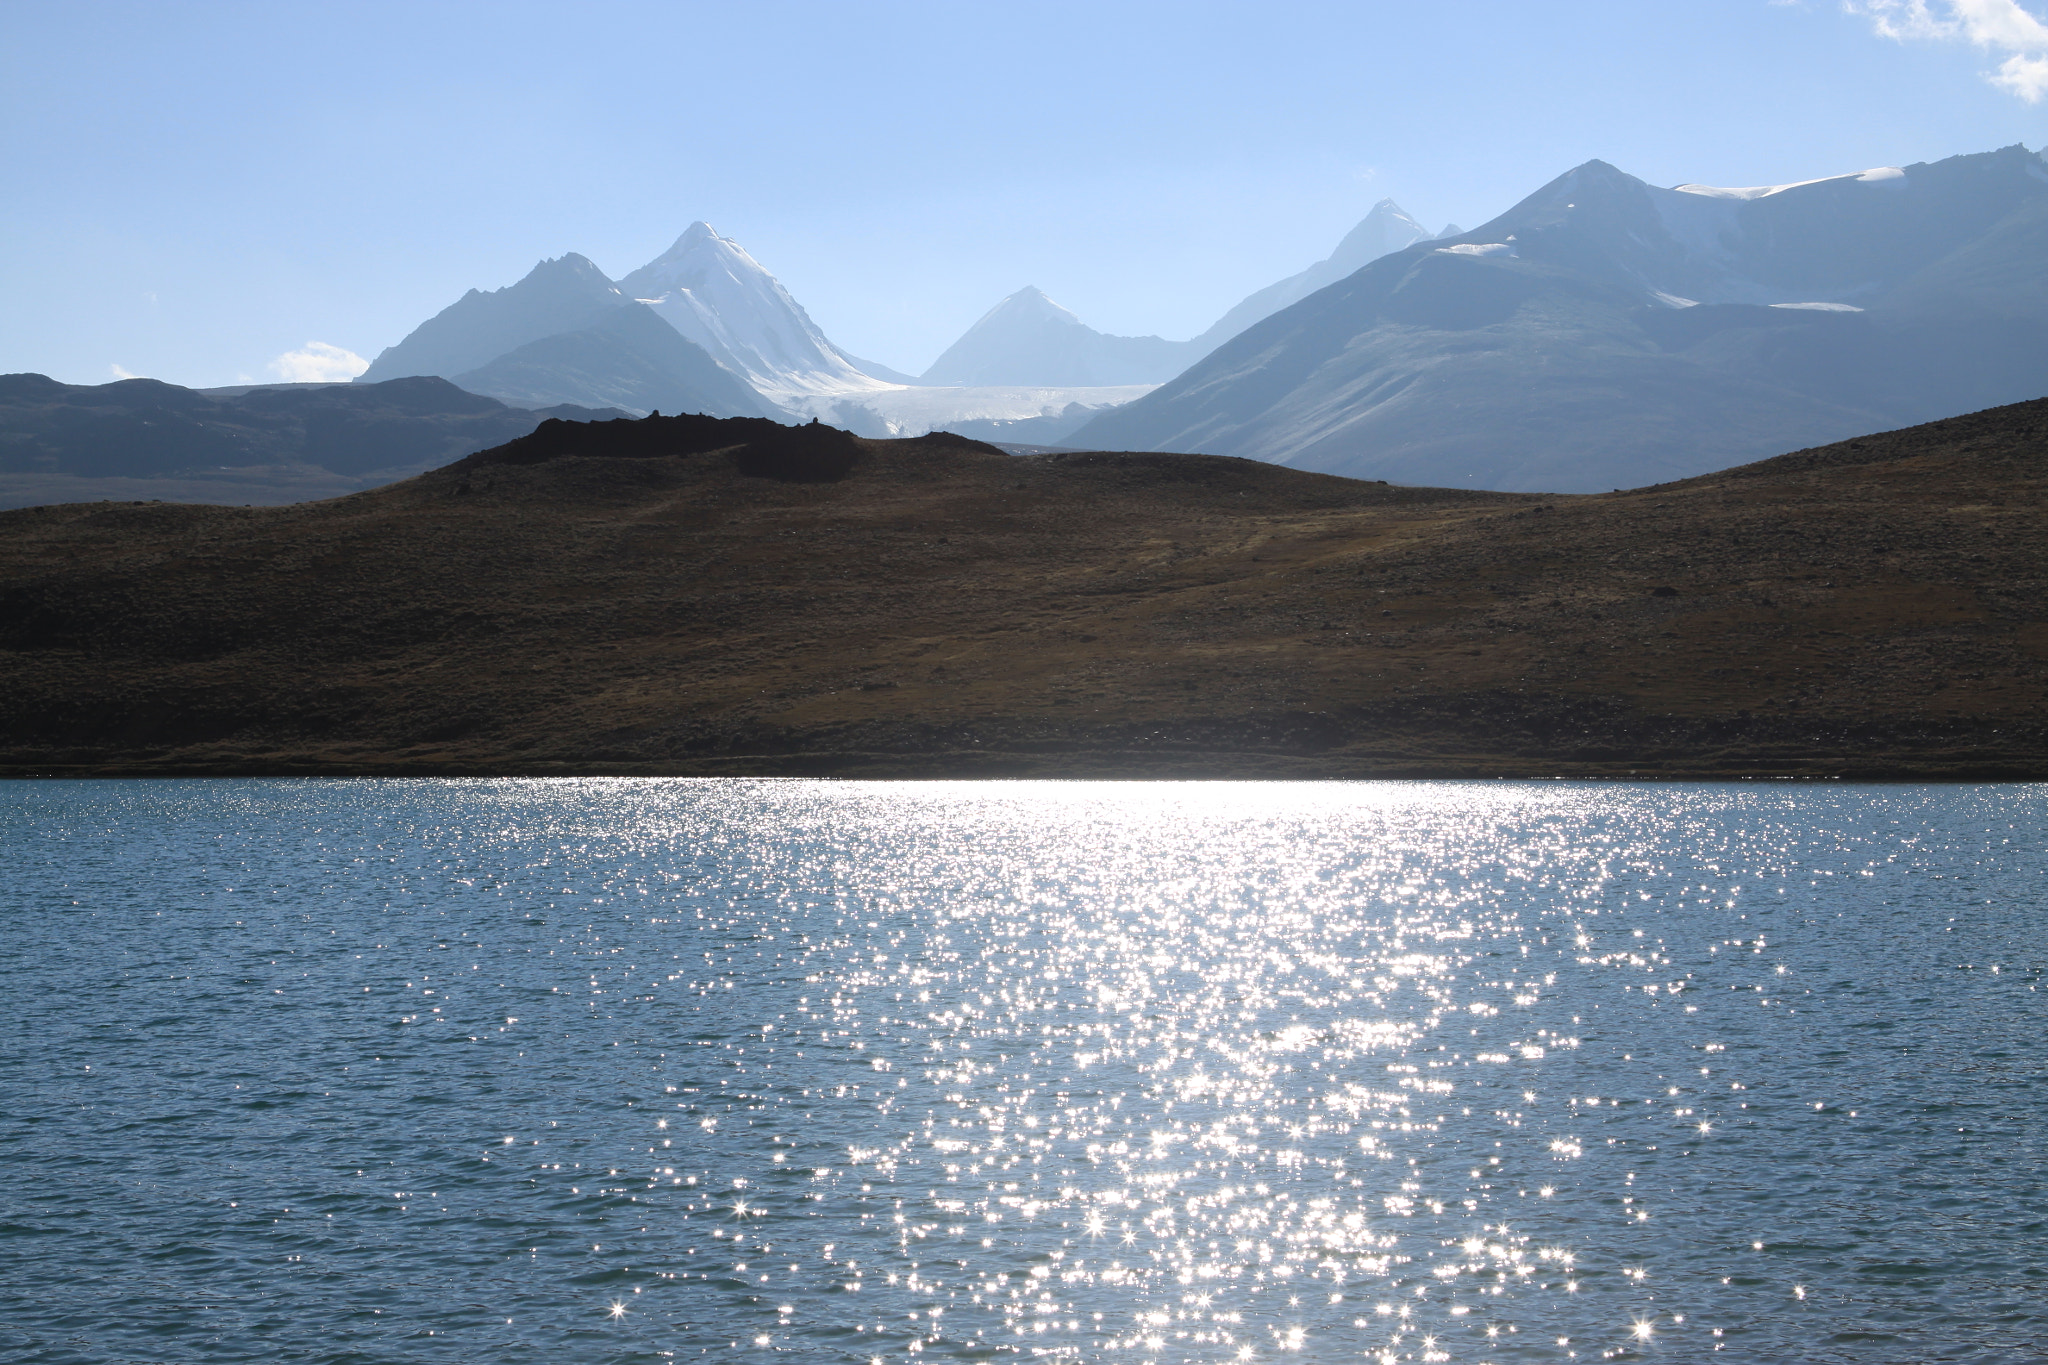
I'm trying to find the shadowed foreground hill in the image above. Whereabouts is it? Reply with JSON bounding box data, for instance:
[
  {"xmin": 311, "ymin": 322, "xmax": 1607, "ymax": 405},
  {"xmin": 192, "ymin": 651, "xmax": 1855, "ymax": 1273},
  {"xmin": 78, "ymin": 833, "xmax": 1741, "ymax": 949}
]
[{"xmin": 1, "ymin": 405, "xmax": 2045, "ymax": 778}]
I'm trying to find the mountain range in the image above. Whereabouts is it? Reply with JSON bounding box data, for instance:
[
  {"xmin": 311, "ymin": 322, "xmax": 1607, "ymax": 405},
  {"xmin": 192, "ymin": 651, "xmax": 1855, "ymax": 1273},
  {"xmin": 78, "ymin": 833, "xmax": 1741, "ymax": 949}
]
[
  {"xmin": 911, "ymin": 202, "xmax": 1458, "ymax": 391},
  {"xmin": 1071, "ymin": 145, "xmax": 2048, "ymax": 491},
  {"xmin": 0, "ymin": 373, "xmax": 621, "ymax": 510},
  {"xmin": 360, "ymin": 223, "xmax": 927, "ymax": 416},
  {"xmin": 60, "ymin": 141, "xmax": 2032, "ymax": 505},
  {"xmin": 351, "ymin": 201, "xmax": 1455, "ymax": 431},
  {"xmin": 358, "ymin": 249, "xmax": 779, "ymax": 420}
]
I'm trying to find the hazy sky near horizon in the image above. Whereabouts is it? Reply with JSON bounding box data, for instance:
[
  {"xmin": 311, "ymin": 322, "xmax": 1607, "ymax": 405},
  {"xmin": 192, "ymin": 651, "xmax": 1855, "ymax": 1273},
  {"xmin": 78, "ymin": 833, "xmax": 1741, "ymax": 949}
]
[{"xmin": 5, "ymin": 0, "xmax": 2045, "ymax": 387}]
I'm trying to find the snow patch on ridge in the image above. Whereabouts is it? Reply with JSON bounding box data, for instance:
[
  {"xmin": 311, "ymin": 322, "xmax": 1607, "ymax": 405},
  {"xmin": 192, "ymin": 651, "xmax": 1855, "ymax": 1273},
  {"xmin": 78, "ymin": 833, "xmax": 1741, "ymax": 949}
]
[{"xmin": 1672, "ymin": 167, "xmax": 1906, "ymax": 200}]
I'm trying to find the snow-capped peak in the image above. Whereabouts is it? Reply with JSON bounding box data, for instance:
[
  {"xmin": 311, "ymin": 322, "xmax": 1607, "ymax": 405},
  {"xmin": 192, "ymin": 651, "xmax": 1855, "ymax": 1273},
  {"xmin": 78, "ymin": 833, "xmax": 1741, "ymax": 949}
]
[
  {"xmin": 617, "ymin": 222, "xmax": 758, "ymax": 295},
  {"xmin": 972, "ymin": 287, "xmax": 1087, "ymax": 329},
  {"xmin": 615, "ymin": 223, "xmax": 896, "ymax": 401}
]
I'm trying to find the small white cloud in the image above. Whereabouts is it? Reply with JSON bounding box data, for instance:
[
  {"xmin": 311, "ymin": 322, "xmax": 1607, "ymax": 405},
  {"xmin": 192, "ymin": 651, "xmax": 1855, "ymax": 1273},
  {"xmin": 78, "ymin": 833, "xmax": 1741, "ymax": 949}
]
[
  {"xmin": 110, "ymin": 363, "xmax": 143, "ymax": 380},
  {"xmin": 1851, "ymin": 0, "xmax": 2048, "ymax": 101},
  {"xmin": 268, "ymin": 340, "xmax": 368, "ymax": 383},
  {"xmin": 1991, "ymin": 48, "xmax": 2048, "ymax": 97}
]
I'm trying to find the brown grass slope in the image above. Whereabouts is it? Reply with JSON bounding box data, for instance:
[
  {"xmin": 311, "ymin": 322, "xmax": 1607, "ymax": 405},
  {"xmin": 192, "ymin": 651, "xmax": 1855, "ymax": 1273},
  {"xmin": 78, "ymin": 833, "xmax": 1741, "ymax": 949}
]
[{"xmin": 1, "ymin": 402, "xmax": 2045, "ymax": 778}]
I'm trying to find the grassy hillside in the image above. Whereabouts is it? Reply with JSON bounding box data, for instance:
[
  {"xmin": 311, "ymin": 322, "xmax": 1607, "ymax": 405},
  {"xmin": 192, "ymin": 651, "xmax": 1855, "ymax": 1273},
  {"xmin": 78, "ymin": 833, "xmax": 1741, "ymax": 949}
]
[{"xmin": 2, "ymin": 404, "xmax": 2043, "ymax": 777}]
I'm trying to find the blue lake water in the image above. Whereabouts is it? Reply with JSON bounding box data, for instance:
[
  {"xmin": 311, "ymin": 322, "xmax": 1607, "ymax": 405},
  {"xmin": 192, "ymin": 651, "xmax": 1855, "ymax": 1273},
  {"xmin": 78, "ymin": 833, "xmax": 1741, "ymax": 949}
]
[{"xmin": 1, "ymin": 778, "xmax": 2043, "ymax": 1364}]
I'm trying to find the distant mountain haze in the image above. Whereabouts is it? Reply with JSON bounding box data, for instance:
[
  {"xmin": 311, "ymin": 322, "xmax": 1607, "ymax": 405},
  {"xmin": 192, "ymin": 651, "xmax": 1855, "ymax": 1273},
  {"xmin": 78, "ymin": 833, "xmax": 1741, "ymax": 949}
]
[
  {"xmin": 343, "ymin": 203, "xmax": 1452, "ymax": 436},
  {"xmin": 1188, "ymin": 200, "xmax": 1438, "ymax": 349},
  {"xmin": 1071, "ymin": 145, "xmax": 2048, "ymax": 492},
  {"xmin": 338, "ymin": 147, "xmax": 2048, "ymax": 494},
  {"xmin": 916, "ymin": 203, "xmax": 1441, "ymax": 388},
  {"xmin": 918, "ymin": 287, "xmax": 1199, "ymax": 387},
  {"xmin": 452, "ymin": 302, "xmax": 773, "ymax": 420},
  {"xmin": 356, "ymin": 224, "xmax": 906, "ymax": 418},
  {"xmin": 0, "ymin": 372, "xmax": 624, "ymax": 509},
  {"xmin": 357, "ymin": 254, "xmax": 627, "ymax": 384}
]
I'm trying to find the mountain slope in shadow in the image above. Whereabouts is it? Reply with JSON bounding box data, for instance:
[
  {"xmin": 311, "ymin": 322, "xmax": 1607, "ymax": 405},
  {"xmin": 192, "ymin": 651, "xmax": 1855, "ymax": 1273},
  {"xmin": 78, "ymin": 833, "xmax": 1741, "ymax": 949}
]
[
  {"xmin": 452, "ymin": 303, "xmax": 774, "ymax": 419},
  {"xmin": 357, "ymin": 253, "xmax": 628, "ymax": 384},
  {"xmin": 1073, "ymin": 146, "xmax": 2048, "ymax": 492}
]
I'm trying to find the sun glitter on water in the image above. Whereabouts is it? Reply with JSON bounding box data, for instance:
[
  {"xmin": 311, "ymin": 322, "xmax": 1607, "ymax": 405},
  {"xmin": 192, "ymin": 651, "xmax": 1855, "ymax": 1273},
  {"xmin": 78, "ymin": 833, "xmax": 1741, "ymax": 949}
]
[{"xmin": 5, "ymin": 777, "xmax": 2045, "ymax": 1364}]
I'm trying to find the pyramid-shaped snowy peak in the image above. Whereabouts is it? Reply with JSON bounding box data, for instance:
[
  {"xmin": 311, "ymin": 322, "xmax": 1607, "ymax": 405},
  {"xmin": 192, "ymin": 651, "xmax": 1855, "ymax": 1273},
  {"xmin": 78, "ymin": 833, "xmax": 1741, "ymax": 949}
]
[{"xmin": 617, "ymin": 223, "xmax": 895, "ymax": 400}]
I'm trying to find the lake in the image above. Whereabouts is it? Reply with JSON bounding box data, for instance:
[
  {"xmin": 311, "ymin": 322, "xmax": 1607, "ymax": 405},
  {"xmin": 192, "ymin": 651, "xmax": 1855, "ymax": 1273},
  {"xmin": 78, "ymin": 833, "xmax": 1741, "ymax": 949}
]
[{"xmin": 2, "ymin": 779, "xmax": 2042, "ymax": 1363}]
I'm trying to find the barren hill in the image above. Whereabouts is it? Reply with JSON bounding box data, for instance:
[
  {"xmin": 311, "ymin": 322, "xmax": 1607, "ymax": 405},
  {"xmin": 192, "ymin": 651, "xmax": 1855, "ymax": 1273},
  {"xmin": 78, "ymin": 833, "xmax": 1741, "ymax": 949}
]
[{"xmin": 1, "ymin": 404, "xmax": 2044, "ymax": 778}]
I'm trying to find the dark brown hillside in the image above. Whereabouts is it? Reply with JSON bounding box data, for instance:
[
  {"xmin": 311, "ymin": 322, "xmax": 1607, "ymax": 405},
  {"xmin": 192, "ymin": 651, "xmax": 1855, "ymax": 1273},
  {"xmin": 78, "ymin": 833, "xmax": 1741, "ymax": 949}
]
[{"xmin": 1, "ymin": 404, "xmax": 2045, "ymax": 778}]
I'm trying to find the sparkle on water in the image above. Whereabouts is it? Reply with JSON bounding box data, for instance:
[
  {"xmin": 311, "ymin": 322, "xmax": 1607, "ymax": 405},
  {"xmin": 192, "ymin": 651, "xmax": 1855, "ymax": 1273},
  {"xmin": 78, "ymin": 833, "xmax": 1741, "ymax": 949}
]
[{"xmin": 2, "ymin": 778, "xmax": 2043, "ymax": 1363}]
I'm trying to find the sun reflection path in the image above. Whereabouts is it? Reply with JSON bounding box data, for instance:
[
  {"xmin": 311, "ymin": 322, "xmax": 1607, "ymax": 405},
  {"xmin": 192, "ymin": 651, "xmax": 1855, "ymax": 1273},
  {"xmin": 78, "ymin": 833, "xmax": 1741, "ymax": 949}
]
[{"xmin": 601, "ymin": 780, "xmax": 1810, "ymax": 1362}]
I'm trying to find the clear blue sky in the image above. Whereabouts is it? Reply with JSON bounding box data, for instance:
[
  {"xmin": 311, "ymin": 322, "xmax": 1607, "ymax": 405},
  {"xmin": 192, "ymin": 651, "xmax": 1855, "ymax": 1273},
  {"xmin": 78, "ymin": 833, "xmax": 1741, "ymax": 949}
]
[{"xmin": 4, "ymin": 0, "xmax": 2044, "ymax": 386}]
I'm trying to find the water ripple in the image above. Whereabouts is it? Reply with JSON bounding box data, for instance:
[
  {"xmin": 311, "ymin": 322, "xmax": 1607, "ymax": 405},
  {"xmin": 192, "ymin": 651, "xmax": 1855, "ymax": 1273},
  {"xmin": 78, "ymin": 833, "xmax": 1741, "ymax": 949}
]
[{"xmin": 1, "ymin": 778, "xmax": 2042, "ymax": 1363}]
